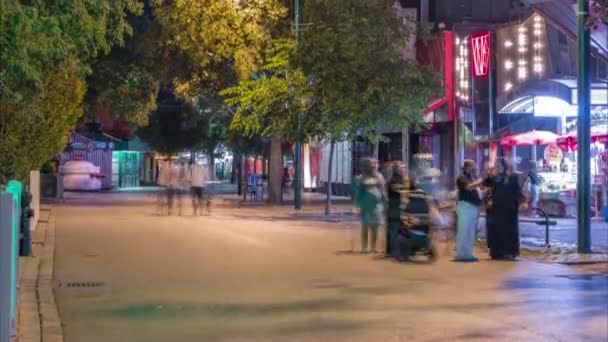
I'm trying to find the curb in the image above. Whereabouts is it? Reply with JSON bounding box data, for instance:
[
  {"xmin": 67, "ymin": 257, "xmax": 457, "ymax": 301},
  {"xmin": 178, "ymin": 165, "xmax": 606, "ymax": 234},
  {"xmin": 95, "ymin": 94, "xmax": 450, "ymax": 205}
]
[
  {"xmin": 38, "ymin": 207, "xmax": 62, "ymax": 341},
  {"xmin": 17, "ymin": 205, "xmax": 63, "ymax": 342}
]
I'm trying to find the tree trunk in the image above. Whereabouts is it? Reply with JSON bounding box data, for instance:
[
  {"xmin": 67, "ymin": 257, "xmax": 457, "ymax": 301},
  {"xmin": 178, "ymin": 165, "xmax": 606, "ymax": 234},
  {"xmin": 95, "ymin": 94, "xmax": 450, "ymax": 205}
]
[
  {"xmin": 242, "ymin": 155, "xmax": 247, "ymax": 201},
  {"xmin": 236, "ymin": 153, "xmax": 242, "ymax": 194},
  {"xmin": 325, "ymin": 141, "xmax": 336, "ymax": 215},
  {"xmin": 268, "ymin": 136, "xmax": 283, "ymax": 204}
]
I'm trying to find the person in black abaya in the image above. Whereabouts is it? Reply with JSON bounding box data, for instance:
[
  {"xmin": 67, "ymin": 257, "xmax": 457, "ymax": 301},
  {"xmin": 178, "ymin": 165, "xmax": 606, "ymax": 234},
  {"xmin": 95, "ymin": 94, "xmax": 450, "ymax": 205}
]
[
  {"xmin": 386, "ymin": 162, "xmax": 405, "ymax": 257},
  {"xmin": 487, "ymin": 160, "xmax": 525, "ymax": 260}
]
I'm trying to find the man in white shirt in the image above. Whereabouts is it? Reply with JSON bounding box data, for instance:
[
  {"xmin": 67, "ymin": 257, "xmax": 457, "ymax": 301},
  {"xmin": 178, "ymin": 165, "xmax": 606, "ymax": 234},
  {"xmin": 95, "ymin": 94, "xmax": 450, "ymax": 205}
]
[{"xmin": 190, "ymin": 162, "xmax": 208, "ymax": 215}]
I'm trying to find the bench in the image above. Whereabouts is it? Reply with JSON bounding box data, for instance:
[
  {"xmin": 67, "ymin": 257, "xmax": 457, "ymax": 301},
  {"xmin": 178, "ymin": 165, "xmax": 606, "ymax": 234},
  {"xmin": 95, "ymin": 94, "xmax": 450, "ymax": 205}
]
[{"xmin": 520, "ymin": 207, "xmax": 558, "ymax": 247}]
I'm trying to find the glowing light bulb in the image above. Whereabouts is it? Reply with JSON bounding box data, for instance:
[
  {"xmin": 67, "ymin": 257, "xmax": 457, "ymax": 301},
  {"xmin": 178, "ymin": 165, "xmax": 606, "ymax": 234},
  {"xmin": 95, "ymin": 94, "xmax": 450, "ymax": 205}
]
[
  {"xmin": 505, "ymin": 60, "xmax": 513, "ymax": 70},
  {"xmin": 505, "ymin": 82, "xmax": 513, "ymax": 91}
]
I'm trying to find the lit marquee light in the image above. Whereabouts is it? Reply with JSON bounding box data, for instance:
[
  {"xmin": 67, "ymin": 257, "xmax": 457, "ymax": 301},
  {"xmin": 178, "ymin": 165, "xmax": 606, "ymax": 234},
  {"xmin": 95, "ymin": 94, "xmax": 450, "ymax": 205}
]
[
  {"xmin": 504, "ymin": 40, "xmax": 513, "ymax": 48},
  {"xmin": 505, "ymin": 82, "xmax": 513, "ymax": 91},
  {"xmin": 455, "ymin": 35, "xmax": 471, "ymax": 102},
  {"xmin": 505, "ymin": 60, "xmax": 513, "ymax": 70},
  {"xmin": 517, "ymin": 23, "xmax": 528, "ymax": 81},
  {"xmin": 532, "ymin": 14, "xmax": 544, "ymax": 75}
]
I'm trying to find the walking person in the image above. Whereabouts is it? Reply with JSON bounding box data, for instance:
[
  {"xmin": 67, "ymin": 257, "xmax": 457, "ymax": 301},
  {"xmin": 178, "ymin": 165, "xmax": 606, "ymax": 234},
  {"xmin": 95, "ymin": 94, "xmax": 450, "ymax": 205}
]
[
  {"xmin": 166, "ymin": 160, "xmax": 178, "ymax": 215},
  {"xmin": 353, "ymin": 158, "xmax": 387, "ymax": 254},
  {"xmin": 527, "ymin": 161, "xmax": 540, "ymax": 216},
  {"xmin": 487, "ymin": 160, "xmax": 524, "ymax": 260},
  {"xmin": 190, "ymin": 162, "xmax": 208, "ymax": 215},
  {"xmin": 454, "ymin": 159, "xmax": 484, "ymax": 262},
  {"xmin": 386, "ymin": 162, "xmax": 405, "ymax": 257}
]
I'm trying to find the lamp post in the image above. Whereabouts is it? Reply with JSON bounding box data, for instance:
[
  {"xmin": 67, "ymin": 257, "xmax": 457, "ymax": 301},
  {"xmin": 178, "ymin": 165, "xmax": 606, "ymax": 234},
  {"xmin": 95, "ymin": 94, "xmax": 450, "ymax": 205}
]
[
  {"xmin": 576, "ymin": 0, "xmax": 591, "ymax": 253},
  {"xmin": 294, "ymin": 0, "xmax": 302, "ymax": 210}
]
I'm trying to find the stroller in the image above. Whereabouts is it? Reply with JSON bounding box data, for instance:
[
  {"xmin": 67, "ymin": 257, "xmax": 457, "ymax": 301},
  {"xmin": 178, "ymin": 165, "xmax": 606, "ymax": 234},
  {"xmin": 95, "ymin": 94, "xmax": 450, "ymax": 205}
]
[{"xmin": 396, "ymin": 189, "xmax": 438, "ymax": 261}]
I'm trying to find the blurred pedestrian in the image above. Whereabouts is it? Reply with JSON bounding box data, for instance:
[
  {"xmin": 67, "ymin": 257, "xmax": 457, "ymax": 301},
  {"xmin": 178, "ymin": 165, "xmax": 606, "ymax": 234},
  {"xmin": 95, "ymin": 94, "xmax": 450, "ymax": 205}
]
[
  {"xmin": 190, "ymin": 162, "xmax": 209, "ymax": 216},
  {"xmin": 454, "ymin": 159, "xmax": 484, "ymax": 262},
  {"xmin": 353, "ymin": 158, "xmax": 387, "ymax": 254},
  {"xmin": 156, "ymin": 159, "xmax": 169, "ymax": 214},
  {"xmin": 395, "ymin": 176, "xmax": 441, "ymax": 262},
  {"xmin": 487, "ymin": 160, "xmax": 524, "ymax": 260},
  {"xmin": 166, "ymin": 160, "xmax": 178, "ymax": 215},
  {"xmin": 386, "ymin": 162, "xmax": 405, "ymax": 257},
  {"xmin": 527, "ymin": 161, "xmax": 540, "ymax": 216}
]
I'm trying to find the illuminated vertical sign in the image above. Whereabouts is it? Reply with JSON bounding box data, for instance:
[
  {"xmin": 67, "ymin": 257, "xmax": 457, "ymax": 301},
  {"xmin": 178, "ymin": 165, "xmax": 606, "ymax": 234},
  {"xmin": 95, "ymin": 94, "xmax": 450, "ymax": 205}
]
[{"xmin": 471, "ymin": 32, "xmax": 490, "ymax": 77}]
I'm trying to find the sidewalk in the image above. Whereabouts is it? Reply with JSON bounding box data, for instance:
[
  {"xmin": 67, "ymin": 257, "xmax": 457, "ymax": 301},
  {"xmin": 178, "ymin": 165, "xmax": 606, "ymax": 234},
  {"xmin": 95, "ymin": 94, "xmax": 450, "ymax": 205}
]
[{"xmin": 17, "ymin": 204, "xmax": 62, "ymax": 342}]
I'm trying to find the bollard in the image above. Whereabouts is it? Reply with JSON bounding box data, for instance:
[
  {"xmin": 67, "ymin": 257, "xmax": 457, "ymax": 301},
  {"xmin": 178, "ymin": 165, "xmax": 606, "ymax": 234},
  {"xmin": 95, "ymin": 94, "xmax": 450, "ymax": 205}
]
[
  {"xmin": 0, "ymin": 192, "xmax": 16, "ymax": 341},
  {"xmin": 20, "ymin": 187, "xmax": 34, "ymax": 256},
  {"xmin": 4, "ymin": 181, "xmax": 21, "ymax": 339}
]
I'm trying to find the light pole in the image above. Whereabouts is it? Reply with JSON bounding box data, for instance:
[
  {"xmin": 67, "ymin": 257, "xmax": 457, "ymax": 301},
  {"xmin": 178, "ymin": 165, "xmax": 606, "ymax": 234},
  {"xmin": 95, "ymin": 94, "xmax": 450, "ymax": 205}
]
[
  {"xmin": 576, "ymin": 0, "xmax": 591, "ymax": 253},
  {"xmin": 294, "ymin": 0, "xmax": 302, "ymax": 210}
]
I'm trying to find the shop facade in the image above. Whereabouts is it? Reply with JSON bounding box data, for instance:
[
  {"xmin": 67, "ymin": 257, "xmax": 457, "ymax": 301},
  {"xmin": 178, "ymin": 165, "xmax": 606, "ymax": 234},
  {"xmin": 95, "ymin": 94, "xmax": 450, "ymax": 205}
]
[{"xmin": 491, "ymin": 10, "xmax": 607, "ymax": 217}]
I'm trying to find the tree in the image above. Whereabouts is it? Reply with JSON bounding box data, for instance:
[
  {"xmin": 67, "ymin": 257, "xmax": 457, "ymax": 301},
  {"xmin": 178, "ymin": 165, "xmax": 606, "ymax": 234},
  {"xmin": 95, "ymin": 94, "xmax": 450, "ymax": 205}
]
[
  {"xmin": 0, "ymin": 57, "xmax": 85, "ymax": 180},
  {"xmin": 296, "ymin": 0, "xmax": 438, "ymax": 214},
  {"xmin": 0, "ymin": 0, "xmax": 143, "ymax": 181},
  {"xmin": 152, "ymin": 0, "xmax": 287, "ymax": 84},
  {"xmin": 589, "ymin": 0, "xmax": 608, "ymax": 29},
  {"xmin": 137, "ymin": 90, "xmax": 206, "ymax": 155},
  {"xmin": 84, "ymin": 14, "xmax": 163, "ymax": 127},
  {"xmin": 194, "ymin": 95, "xmax": 233, "ymax": 180},
  {"xmin": 222, "ymin": 40, "xmax": 317, "ymax": 203}
]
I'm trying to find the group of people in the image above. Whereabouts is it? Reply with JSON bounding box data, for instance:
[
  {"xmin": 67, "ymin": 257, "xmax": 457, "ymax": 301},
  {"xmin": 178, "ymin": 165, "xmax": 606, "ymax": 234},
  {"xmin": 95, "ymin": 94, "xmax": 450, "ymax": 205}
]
[
  {"xmin": 156, "ymin": 160, "xmax": 211, "ymax": 216},
  {"xmin": 352, "ymin": 156, "xmax": 530, "ymax": 263},
  {"xmin": 351, "ymin": 158, "xmax": 441, "ymax": 261},
  {"xmin": 455, "ymin": 159, "xmax": 526, "ymax": 262}
]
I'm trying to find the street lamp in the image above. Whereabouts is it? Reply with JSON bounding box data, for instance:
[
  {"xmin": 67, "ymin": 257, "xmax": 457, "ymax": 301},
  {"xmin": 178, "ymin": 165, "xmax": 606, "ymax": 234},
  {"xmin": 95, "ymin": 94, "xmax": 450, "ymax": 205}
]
[{"xmin": 294, "ymin": 0, "xmax": 302, "ymax": 210}]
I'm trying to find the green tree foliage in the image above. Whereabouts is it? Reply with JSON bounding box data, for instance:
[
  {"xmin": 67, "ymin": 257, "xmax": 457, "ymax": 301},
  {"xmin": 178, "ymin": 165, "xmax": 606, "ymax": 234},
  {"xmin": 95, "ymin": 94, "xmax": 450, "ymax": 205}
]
[
  {"xmin": 137, "ymin": 93, "xmax": 206, "ymax": 155},
  {"xmin": 0, "ymin": 0, "xmax": 143, "ymax": 181},
  {"xmin": 221, "ymin": 39, "xmax": 316, "ymax": 141},
  {"xmin": 589, "ymin": 0, "xmax": 608, "ymax": 29},
  {"xmin": 0, "ymin": 57, "xmax": 85, "ymax": 180},
  {"xmin": 152, "ymin": 0, "xmax": 287, "ymax": 84},
  {"xmin": 297, "ymin": 0, "xmax": 438, "ymax": 143},
  {"xmin": 84, "ymin": 15, "xmax": 163, "ymax": 126}
]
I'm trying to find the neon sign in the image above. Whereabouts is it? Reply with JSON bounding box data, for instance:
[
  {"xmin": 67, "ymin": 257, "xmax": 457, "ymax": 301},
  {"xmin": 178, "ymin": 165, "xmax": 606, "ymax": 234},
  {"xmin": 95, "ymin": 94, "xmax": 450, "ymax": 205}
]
[{"xmin": 471, "ymin": 32, "xmax": 490, "ymax": 77}]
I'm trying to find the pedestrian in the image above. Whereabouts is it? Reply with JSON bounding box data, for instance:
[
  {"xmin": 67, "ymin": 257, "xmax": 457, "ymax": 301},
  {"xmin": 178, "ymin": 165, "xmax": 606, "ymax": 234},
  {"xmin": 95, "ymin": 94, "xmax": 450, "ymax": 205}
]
[
  {"xmin": 190, "ymin": 162, "xmax": 207, "ymax": 216},
  {"xmin": 527, "ymin": 161, "xmax": 540, "ymax": 216},
  {"xmin": 454, "ymin": 159, "xmax": 484, "ymax": 262},
  {"xmin": 486, "ymin": 160, "xmax": 524, "ymax": 260},
  {"xmin": 156, "ymin": 159, "xmax": 169, "ymax": 214},
  {"xmin": 395, "ymin": 176, "xmax": 441, "ymax": 261},
  {"xmin": 386, "ymin": 162, "xmax": 405, "ymax": 257},
  {"xmin": 353, "ymin": 158, "xmax": 387, "ymax": 254},
  {"xmin": 166, "ymin": 160, "xmax": 178, "ymax": 215}
]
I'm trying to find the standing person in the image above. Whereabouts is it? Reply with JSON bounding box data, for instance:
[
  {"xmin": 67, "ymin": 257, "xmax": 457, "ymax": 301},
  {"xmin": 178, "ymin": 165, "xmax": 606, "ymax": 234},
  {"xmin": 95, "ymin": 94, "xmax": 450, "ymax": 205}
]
[
  {"xmin": 386, "ymin": 162, "xmax": 405, "ymax": 257},
  {"xmin": 527, "ymin": 161, "xmax": 540, "ymax": 216},
  {"xmin": 487, "ymin": 160, "xmax": 524, "ymax": 260},
  {"xmin": 190, "ymin": 162, "xmax": 206, "ymax": 216},
  {"xmin": 353, "ymin": 158, "xmax": 387, "ymax": 254},
  {"xmin": 166, "ymin": 160, "xmax": 178, "ymax": 215},
  {"xmin": 454, "ymin": 159, "xmax": 484, "ymax": 262}
]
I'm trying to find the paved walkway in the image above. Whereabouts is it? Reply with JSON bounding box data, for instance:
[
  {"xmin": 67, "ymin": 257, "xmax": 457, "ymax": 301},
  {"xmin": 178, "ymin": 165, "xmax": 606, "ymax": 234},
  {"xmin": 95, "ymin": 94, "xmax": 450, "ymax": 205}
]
[{"xmin": 50, "ymin": 192, "xmax": 608, "ymax": 342}]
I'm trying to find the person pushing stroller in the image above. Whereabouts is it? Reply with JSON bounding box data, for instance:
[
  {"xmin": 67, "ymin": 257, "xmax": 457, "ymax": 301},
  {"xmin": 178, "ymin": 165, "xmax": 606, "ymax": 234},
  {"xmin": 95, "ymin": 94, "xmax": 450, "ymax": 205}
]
[{"xmin": 394, "ymin": 177, "xmax": 442, "ymax": 262}]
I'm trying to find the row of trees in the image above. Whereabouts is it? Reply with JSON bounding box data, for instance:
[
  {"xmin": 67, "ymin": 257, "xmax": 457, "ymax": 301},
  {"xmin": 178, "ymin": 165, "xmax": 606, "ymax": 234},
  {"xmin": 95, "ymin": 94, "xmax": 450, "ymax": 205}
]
[
  {"xmin": 1, "ymin": 0, "xmax": 437, "ymax": 213},
  {"xmin": 0, "ymin": 0, "xmax": 145, "ymax": 181},
  {"xmin": 145, "ymin": 0, "xmax": 438, "ymax": 210}
]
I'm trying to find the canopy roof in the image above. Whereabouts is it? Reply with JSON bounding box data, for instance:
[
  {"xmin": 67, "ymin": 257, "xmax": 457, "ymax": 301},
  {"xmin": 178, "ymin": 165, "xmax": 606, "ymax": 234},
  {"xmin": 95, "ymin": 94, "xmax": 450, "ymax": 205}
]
[{"xmin": 500, "ymin": 130, "xmax": 560, "ymax": 146}]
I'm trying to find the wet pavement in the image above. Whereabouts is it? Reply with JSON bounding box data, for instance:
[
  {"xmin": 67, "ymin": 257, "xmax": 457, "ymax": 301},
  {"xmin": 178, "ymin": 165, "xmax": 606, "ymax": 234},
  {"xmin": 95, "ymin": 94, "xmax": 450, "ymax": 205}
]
[{"xmin": 53, "ymin": 192, "xmax": 608, "ymax": 342}]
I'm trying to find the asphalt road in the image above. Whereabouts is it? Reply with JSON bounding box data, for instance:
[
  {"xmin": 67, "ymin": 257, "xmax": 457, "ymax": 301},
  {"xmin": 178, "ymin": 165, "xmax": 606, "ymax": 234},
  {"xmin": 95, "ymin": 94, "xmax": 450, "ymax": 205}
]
[{"xmin": 53, "ymin": 192, "xmax": 608, "ymax": 342}]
